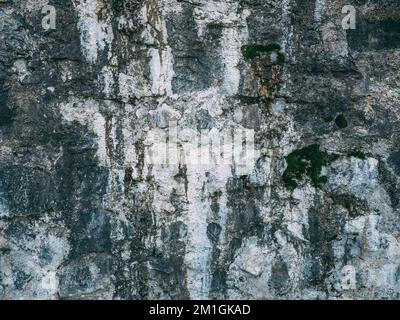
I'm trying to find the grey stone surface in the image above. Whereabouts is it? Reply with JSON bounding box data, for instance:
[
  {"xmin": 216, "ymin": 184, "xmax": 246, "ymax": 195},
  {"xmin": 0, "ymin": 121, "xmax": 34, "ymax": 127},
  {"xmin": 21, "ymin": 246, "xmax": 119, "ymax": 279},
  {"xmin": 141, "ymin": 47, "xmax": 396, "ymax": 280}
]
[{"xmin": 0, "ymin": 0, "xmax": 399, "ymax": 300}]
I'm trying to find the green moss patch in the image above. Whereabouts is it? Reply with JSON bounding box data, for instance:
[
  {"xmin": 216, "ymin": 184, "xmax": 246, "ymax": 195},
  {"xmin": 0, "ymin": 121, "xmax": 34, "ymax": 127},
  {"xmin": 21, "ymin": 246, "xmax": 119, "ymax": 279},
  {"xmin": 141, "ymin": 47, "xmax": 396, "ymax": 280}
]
[
  {"xmin": 335, "ymin": 114, "xmax": 348, "ymax": 129},
  {"xmin": 282, "ymin": 144, "xmax": 338, "ymax": 189},
  {"xmin": 277, "ymin": 52, "xmax": 286, "ymax": 65},
  {"xmin": 347, "ymin": 150, "xmax": 367, "ymax": 160}
]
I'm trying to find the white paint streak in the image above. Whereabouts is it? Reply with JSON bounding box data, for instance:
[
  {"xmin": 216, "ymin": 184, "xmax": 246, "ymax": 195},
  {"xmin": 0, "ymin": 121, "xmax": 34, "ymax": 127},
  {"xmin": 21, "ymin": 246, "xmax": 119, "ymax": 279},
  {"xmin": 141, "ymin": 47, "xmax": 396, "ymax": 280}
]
[
  {"xmin": 75, "ymin": 0, "xmax": 114, "ymax": 64},
  {"xmin": 314, "ymin": 0, "xmax": 326, "ymax": 23},
  {"xmin": 149, "ymin": 47, "xmax": 175, "ymax": 96},
  {"xmin": 141, "ymin": 1, "xmax": 175, "ymax": 97},
  {"xmin": 281, "ymin": 0, "xmax": 295, "ymax": 61}
]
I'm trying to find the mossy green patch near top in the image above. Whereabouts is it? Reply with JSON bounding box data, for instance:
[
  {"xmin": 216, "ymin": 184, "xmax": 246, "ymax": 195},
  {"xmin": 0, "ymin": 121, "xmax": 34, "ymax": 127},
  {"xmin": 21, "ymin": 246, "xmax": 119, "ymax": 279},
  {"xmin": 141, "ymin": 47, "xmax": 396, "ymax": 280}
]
[
  {"xmin": 282, "ymin": 144, "xmax": 339, "ymax": 189},
  {"xmin": 241, "ymin": 43, "xmax": 282, "ymax": 60},
  {"xmin": 335, "ymin": 114, "xmax": 348, "ymax": 129}
]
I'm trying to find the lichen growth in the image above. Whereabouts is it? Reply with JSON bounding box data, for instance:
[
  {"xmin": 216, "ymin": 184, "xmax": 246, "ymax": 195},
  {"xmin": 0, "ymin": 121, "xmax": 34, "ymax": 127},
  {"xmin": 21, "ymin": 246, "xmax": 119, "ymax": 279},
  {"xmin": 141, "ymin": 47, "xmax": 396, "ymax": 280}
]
[
  {"xmin": 335, "ymin": 114, "xmax": 348, "ymax": 129},
  {"xmin": 282, "ymin": 144, "xmax": 338, "ymax": 189}
]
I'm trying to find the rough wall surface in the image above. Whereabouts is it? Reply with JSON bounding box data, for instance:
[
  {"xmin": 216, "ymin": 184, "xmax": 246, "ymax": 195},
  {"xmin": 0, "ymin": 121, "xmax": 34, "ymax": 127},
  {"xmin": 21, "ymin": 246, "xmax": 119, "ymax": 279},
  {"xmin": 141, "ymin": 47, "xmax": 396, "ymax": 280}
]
[{"xmin": 0, "ymin": 0, "xmax": 399, "ymax": 299}]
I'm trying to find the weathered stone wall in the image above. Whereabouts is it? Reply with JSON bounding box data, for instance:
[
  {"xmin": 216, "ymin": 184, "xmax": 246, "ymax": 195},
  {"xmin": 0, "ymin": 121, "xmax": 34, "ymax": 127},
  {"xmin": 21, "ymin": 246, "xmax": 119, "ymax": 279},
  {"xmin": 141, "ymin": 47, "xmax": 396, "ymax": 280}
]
[{"xmin": 0, "ymin": 0, "xmax": 399, "ymax": 299}]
